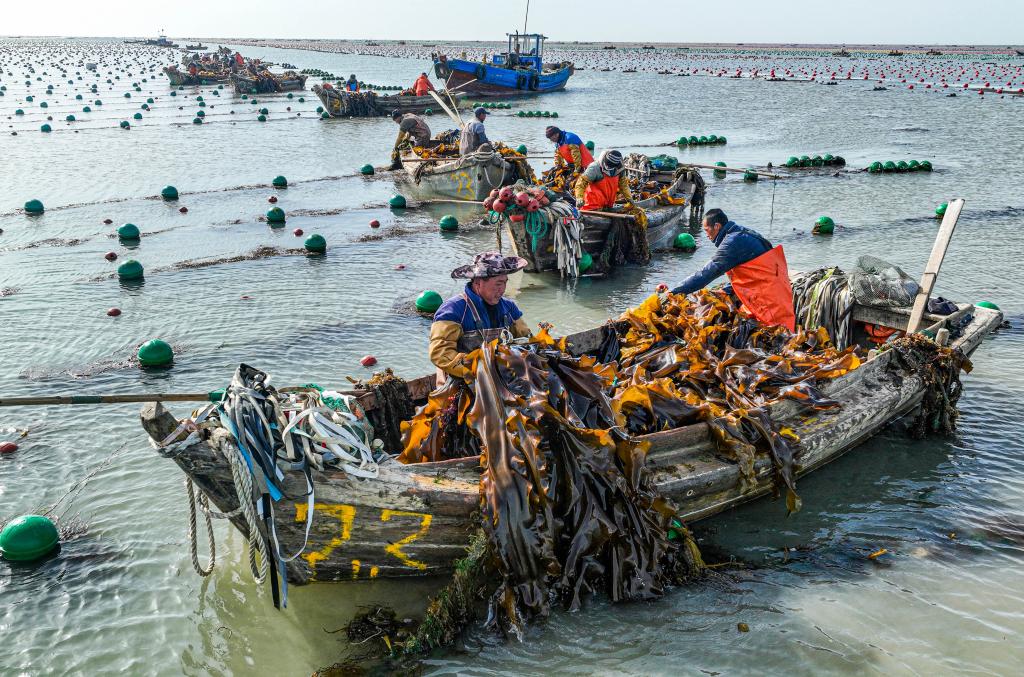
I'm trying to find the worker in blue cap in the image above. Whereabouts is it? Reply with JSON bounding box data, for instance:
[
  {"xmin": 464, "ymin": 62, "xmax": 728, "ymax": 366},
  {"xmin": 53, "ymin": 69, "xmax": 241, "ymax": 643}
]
[{"xmin": 459, "ymin": 106, "xmax": 491, "ymax": 156}]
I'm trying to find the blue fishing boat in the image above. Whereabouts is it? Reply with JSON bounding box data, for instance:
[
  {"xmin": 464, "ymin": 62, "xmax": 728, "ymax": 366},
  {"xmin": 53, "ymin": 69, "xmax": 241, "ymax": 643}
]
[{"xmin": 433, "ymin": 32, "xmax": 573, "ymax": 97}]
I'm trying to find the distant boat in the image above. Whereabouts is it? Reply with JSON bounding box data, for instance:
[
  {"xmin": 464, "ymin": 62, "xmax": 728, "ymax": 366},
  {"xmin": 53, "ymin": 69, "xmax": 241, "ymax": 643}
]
[
  {"xmin": 184, "ymin": 43, "xmax": 207, "ymax": 51},
  {"xmin": 833, "ymin": 48, "xmax": 851, "ymax": 57},
  {"xmin": 603, "ymin": 45, "xmax": 617, "ymax": 50},
  {"xmin": 888, "ymin": 49, "xmax": 905, "ymax": 56},
  {"xmin": 126, "ymin": 34, "xmax": 177, "ymax": 48},
  {"xmin": 433, "ymin": 32, "xmax": 573, "ymax": 97},
  {"xmin": 641, "ymin": 45, "xmax": 655, "ymax": 50},
  {"xmin": 926, "ymin": 49, "xmax": 943, "ymax": 56}
]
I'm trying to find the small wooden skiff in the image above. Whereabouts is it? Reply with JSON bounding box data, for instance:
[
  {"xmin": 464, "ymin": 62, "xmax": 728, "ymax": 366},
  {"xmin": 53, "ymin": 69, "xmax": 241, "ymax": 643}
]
[{"xmin": 141, "ymin": 298, "xmax": 1002, "ymax": 585}]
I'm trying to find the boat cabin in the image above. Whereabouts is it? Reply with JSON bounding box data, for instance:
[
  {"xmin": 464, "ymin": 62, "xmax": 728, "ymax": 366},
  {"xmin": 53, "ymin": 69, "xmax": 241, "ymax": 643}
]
[{"xmin": 492, "ymin": 33, "xmax": 546, "ymax": 72}]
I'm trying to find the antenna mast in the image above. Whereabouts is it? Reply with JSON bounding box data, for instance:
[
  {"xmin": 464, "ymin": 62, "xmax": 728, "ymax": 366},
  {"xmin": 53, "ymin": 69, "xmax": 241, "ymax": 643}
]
[{"xmin": 523, "ymin": 0, "xmax": 530, "ymax": 35}]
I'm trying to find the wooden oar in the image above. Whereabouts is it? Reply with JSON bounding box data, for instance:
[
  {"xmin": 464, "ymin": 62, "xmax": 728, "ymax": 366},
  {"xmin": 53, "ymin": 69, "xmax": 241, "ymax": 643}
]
[
  {"xmin": 0, "ymin": 391, "xmax": 225, "ymax": 407},
  {"xmin": 906, "ymin": 198, "xmax": 965, "ymax": 333}
]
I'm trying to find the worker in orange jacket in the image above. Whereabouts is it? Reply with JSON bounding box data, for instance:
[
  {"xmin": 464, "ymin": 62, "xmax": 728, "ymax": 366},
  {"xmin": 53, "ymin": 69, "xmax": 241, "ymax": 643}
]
[{"xmin": 413, "ymin": 72, "xmax": 436, "ymax": 97}]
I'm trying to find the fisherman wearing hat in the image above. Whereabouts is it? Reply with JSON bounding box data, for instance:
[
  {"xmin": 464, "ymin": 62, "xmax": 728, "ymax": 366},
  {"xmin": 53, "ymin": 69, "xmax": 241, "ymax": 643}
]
[
  {"xmin": 345, "ymin": 74, "xmax": 360, "ymax": 92},
  {"xmin": 429, "ymin": 252, "xmax": 531, "ymax": 383},
  {"xmin": 574, "ymin": 150, "xmax": 647, "ymax": 227},
  {"xmin": 390, "ymin": 110, "xmax": 432, "ymax": 169},
  {"xmin": 459, "ymin": 107, "xmax": 491, "ymax": 156},
  {"xmin": 545, "ymin": 126, "xmax": 593, "ymax": 172}
]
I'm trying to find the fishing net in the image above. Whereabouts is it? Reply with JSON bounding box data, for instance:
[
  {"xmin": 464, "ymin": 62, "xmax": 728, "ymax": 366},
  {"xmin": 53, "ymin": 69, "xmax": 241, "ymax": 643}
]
[
  {"xmin": 848, "ymin": 255, "xmax": 920, "ymax": 308},
  {"xmin": 398, "ymin": 288, "xmax": 862, "ymax": 642}
]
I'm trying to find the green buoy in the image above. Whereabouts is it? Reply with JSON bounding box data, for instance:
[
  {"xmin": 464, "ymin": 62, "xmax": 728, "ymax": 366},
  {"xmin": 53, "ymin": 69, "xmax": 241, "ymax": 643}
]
[
  {"xmin": 677, "ymin": 137, "xmax": 688, "ymax": 146},
  {"xmin": 935, "ymin": 202, "xmax": 948, "ymax": 218},
  {"xmin": 161, "ymin": 185, "xmax": 179, "ymax": 201},
  {"xmin": 439, "ymin": 214, "xmax": 459, "ymax": 231},
  {"xmin": 868, "ymin": 161, "xmax": 883, "ymax": 173},
  {"xmin": 415, "ymin": 290, "xmax": 443, "ymax": 313},
  {"xmin": 717, "ymin": 136, "xmax": 727, "ymax": 144},
  {"xmin": 266, "ymin": 207, "xmax": 286, "ymax": 223},
  {"xmin": 578, "ymin": 252, "xmax": 593, "ymax": 274},
  {"xmin": 515, "ymin": 144, "xmax": 528, "ymax": 155},
  {"xmin": 320, "ymin": 112, "xmax": 329, "ymax": 119},
  {"xmin": 304, "ymin": 234, "xmax": 327, "ymax": 253},
  {"xmin": 257, "ymin": 114, "xmax": 267, "ymax": 122},
  {"xmin": 673, "ymin": 233, "xmax": 696, "ymax": 251},
  {"xmin": 585, "ymin": 141, "xmax": 595, "ymax": 151},
  {"xmin": 743, "ymin": 170, "xmax": 758, "ymax": 182},
  {"xmin": 193, "ymin": 117, "xmax": 203, "ymax": 125},
  {"xmin": 272, "ymin": 175, "xmax": 288, "ymax": 188},
  {"xmin": 883, "ymin": 161, "xmax": 897, "ymax": 172},
  {"xmin": 815, "ymin": 216, "xmax": 835, "ymax": 234},
  {"xmin": 714, "ymin": 161, "xmax": 727, "ymax": 177},
  {"xmin": 65, "ymin": 114, "xmax": 76, "ymax": 122},
  {"xmin": 389, "ymin": 194, "xmax": 407, "ymax": 209},
  {"xmin": 137, "ymin": 339, "xmax": 173, "ymax": 367},
  {"xmin": 40, "ymin": 123, "xmax": 52, "ymax": 133},
  {"xmin": 117, "ymin": 259, "xmax": 144, "ymax": 280},
  {"xmin": 117, "ymin": 223, "xmax": 140, "ymax": 239},
  {"xmin": 24, "ymin": 199, "xmax": 44, "ymax": 214},
  {"xmin": 360, "ymin": 164, "xmax": 374, "ymax": 175},
  {"xmin": 919, "ymin": 160, "xmax": 933, "ymax": 172},
  {"xmin": 0, "ymin": 515, "xmax": 59, "ymax": 562},
  {"xmin": 976, "ymin": 301, "xmax": 1000, "ymax": 310},
  {"xmin": 259, "ymin": 107, "xmax": 269, "ymax": 115}
]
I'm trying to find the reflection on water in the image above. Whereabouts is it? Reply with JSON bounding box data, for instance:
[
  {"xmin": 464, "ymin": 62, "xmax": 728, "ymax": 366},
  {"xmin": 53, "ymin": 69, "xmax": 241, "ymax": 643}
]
[{"xmin": 1, "ymin": 38, "xmax": 1023, "ymax": 675}]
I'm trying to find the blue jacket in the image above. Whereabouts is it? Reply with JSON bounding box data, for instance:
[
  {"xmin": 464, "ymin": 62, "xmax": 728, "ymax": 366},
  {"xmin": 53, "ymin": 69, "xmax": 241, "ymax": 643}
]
[
  {"xmin": 555, "ymin": 130, "xmax": 584, "ymax": 148},
  {"xmin": 433, "ymin": 284, "xmax": 523, "ymax": 332},
  {"xmin": 672, "ymin": 221, "xmax": 772, "ymax": 294}
]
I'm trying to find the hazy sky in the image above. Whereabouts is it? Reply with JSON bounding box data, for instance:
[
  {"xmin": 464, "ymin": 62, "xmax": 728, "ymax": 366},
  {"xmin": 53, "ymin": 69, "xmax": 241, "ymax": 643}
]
[{"xmin": 2, "ymin": 0, "xmax": 1020, "ymax": 45}]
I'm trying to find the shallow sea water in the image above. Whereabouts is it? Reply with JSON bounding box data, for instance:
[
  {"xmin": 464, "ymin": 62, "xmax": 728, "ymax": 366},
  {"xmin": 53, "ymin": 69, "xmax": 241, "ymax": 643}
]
[{"xmin": 1, "ymin": 39, "xmax": 1022, "ymax": 675}]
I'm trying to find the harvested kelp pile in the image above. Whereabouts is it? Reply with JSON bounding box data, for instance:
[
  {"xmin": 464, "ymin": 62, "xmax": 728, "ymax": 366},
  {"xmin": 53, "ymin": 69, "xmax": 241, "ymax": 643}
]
[{"xmin": 398, "ymin": 288, "xmax": 861, "ymax": 644}]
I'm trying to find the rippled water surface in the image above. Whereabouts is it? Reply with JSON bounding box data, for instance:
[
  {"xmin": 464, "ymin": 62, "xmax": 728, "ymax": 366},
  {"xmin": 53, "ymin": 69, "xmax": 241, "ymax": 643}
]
[{"xmin": 1, "ymin": 38, "xmax": 1022, "ymax": 675}]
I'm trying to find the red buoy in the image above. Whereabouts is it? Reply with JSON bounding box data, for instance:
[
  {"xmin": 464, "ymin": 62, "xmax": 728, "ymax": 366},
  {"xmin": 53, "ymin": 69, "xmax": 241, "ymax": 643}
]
[
  {"xmin": 293, "ymin": 228, "xmax": 303, "ymax": 236},
  {"xmin": 369, "ymin": 219, "xmax": 380, "ymax": 228},
  {"xmin": 106, "ymin": 307, "xmax": 121, "ymax": 316},
  {"xmin": 179, "ymin": 206, "xmax": 188, "ymax": 213},
  {"xmin": 360, "ymin": 355, "xmax": 377, "ymax": 367},
  {"xmin": 105, "ymin": 251, "xmax": 118, "ymax": 261},
  {"xmin": 268, "ymin": 196, "xmax": 278, "ymax": 203},
  {"xmin": 0, "ymin": 442, "xmax": 18, "ymax": 454},
  {"xmin": 103, "ymin": 218, "xmax": 113, "ymax": 224},
  {"xmin": 395, "ymin": 263, "xmax": 406, "ymax": 270}
]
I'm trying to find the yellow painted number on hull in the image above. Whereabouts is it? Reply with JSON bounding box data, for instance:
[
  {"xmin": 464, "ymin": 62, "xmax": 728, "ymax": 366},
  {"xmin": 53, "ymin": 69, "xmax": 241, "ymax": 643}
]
[
  {"xmin": 451, "ymin": 171, "xmax": 474, "ymax": 199},
  {"xmin": 380, "ymin": 509, "xmax": 433, "ymax": 570},
  {"xmin": 295, "ymin": 503, "xmax": 355, "ymax": 570}
]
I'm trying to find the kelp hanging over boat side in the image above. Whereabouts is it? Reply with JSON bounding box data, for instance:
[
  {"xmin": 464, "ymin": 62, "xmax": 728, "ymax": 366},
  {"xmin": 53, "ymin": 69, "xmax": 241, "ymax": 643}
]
[{"xmin": 401, "ymin": 335, "xmax": 699, "ymax": 640}]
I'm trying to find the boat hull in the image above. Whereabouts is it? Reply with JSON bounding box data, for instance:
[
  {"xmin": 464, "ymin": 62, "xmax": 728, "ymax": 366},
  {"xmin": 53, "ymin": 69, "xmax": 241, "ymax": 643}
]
[
  {"xmin": 507, "ymin": 170, "xmax": 703, "ymax": 274},
  {"xmin": 231, "ymin": 73, "xmax": 307, "ymax": 94},
  {"xmin": 400, "ymin": 151, "xmax": 517, "ymax": 201},
  {"xmin": 437, "ymin": 58, "xmax": 572, "ymax": 97},
  {"xmin": 141, "ymin": 304, "xmax": 1002, "ymax": 584},
  {"xmin": 313, "ymin": 85, "xmax": 463, "ymax": 118}
]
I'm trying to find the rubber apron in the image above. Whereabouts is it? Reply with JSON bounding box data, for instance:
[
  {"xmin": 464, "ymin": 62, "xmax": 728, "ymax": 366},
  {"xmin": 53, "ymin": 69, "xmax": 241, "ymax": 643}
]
[{"xmin": 435, "ymin": 292, "xmax": 512, "ymax": 386}]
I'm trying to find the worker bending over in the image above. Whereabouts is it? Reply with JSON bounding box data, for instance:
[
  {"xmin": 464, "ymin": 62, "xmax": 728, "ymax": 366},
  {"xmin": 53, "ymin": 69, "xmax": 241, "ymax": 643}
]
[
  {"xmin": 574, "ymin": 150, "xmax": 648, "ymax": 228},
  {"xmin": 429, "ymin": 252, "xmax": 531, "ymax": 383},
  {"xmin": 413, "ymin": 72, "xmax": 436, "ymax": 96},
  {"xmin": 390, "ymin": 110, "xmax": 432, "ymax": 168},
  {"xmin": 546, "ymin": 126, "xmax": 593, "ymax": 171},
  {"xmin": 671, "ymin": 208, "xmax": 795, "ymax": 330}
]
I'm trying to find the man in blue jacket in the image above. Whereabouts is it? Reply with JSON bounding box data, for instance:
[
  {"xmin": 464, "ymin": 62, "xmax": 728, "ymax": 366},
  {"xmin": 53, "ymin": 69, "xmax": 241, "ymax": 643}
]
[
  {"xmin": 671, "ymin": 209, "xmax": 772, "ymax": 294},
  {"xmin": 671, "ymin": 208, "xmax": 796, "ymax": 330}
]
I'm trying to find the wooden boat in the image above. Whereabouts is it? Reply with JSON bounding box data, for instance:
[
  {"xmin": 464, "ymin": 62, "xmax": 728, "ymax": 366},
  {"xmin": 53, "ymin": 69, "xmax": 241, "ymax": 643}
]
[
  {"xmin": 433, "ymin": 33, "xmax": 573, "ymax": 97},
  {"xmin": 506, "ymin": 169, "xmax": 704, "ymax": 275},
  {"xmin": 185, "ymin": 43, "xmax": 207, "ymax": 51},
  {"xmin": 163, "ymin": 66, "xmax": 230, "ymax": 87},
  {"xmin": 313, "ymin": 84, "xmax": 464, "ymax": 118},
  {"xmin": 399, "ymin": 148, "xmax": 519, "ymax": 201},
  {"xmin": 231, "ymin": 71, "xmax": 308, "ymax": 94},
  {"xmin": 140, "ymin": 297, "xmax": 1003, "ymax": 584}
]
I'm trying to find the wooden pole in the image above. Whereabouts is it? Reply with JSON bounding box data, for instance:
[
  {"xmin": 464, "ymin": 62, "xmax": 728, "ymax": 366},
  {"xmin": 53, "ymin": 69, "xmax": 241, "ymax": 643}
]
[
  {"xmin": 906, "ymin": 198, "xmax": 965, "ymax": 334},
  {"xmin": 0, "ymin": 392, "xmax": 222, "ymax": 407},
  {"xmin": 680, "ymin": 162, "xmax": 782, "ymax": 179}
]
